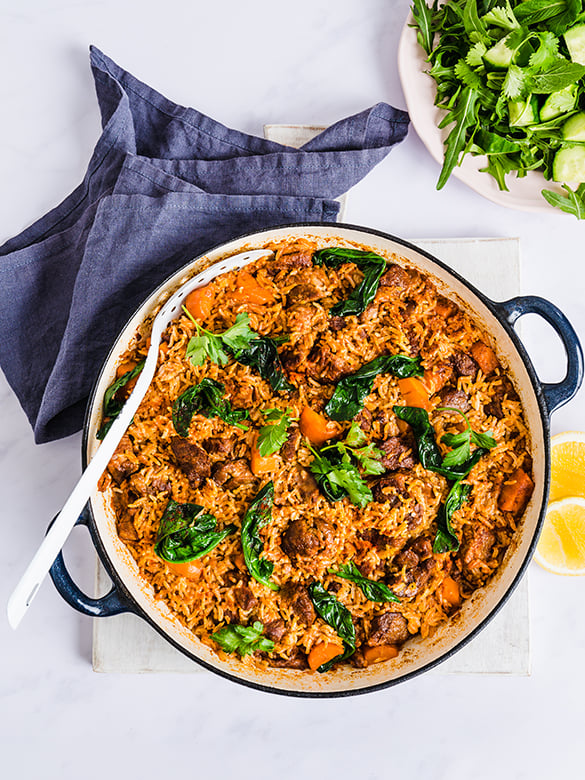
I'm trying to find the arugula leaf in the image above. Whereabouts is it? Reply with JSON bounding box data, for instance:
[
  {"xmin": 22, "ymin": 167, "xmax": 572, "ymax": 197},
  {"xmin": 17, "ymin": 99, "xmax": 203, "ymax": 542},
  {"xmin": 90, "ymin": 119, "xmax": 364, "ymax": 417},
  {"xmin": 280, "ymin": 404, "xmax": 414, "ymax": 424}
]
[
  {"xmin": 463, "ymin": 0, "xmax": 489, "ymax": 43},
  {"xmin": 184, "ymin": 311, "xmax": 258, "ymax": 367},
  {"xmin": 411, "ymin": 0, "xmax": 435, "ymax": 56},
  {"xmin": 96, "ymin": 360, "xmax": 145, "ymax": 440},
  {"xmin": 241, "ymin": 481, "xmax": 279, "ymax": 591},
  {"xmin": 433, "ymin": 482, "xmax": 472, "ymax": 553},
  {"xmin": 172, "ymin": 378, "xmax": 249, "ymax": 437},
  {"xmin": 233, "ymin": 336, "xmax": 294, "ymax": 393},
  {"xmin": 312, "ymin": 247, "xmax": 387, "ymax": 317},
  {"xmin": 328, "ymin": 562, "xmax": 400, "ymax": 603},
  {"xmin": 437, "ymin": 87, "xmax": 480, "ymax": 190},
  {"xmin": 154, "ymin": 500, "xmax": 235, "ymax": 563},
  {"xmin": 542, "ymin": 182, "xmax": 585, "ymax": 217},
  {"xmin": 325, "ymin": 354, "xmax": 423, "ymax": 421},
  {"xmin": 257, "ymin": 407, "xmax": 293, "ymax": 456},
  {"xmin": 308, "ymin": 582, "xmax": 356, "ymax": 671},
  {"xmin": 212, "ymin": 621, "xmax": 275, "ymax": 657}
]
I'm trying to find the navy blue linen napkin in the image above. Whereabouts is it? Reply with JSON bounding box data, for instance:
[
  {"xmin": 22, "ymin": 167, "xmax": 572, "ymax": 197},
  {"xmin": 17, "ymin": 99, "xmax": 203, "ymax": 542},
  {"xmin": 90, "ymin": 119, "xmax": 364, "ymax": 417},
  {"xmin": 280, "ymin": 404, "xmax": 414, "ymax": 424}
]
[{"xmin": 0, "ymin": 47, "xmax": 409, "ymax": 443}]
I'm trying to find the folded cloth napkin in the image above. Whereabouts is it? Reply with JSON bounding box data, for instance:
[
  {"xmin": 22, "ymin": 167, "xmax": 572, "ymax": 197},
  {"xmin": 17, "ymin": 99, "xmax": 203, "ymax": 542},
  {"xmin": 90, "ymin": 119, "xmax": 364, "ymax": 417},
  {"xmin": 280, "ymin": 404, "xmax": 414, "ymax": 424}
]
[{"xmin": 0, "ymin": 46, "xmax": 409, "ymax": 444}]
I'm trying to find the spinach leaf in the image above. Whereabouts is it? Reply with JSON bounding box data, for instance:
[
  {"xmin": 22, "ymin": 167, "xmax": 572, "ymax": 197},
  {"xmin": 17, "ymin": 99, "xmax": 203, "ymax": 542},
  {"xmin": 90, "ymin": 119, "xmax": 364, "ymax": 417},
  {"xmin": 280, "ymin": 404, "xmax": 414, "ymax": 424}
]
[
  {"xmin": 328, "ymin": 561, "xmax": 400, "ymax": 603},
  {"xmin": 308, "ymin": 582, "xmax": 356, "ymax": 672},
  {"xmin": 154, "ymin": 500, "xmax": 236, "ymax": 563},
  {"xmin": 312, "ymin": 247, "xmax": 387, "ymax": 317},
  {"xmin": 241, "ymin": 481, "xmax": 279, "ymax": 591},
  {"xmin": 325, "ymin": 355, "xmax": 423, "ymax": 421},
  {"xmin": 96, "ymin": 360, "xmax": 145, "ymax": 440},
  {"xmin": 185, "ymin": 311, "xmax": 258, "ymax": 367},
  {"xmin": 433, "ymin": 482, "xmax": 472, "ymax": 553},
  {"xmin": 392, "ymin": 405, "xmax": 443, "ymax": 469},
  {"xmin": 309, "ymin": 446, "xmax": 374, "ymax": 507},
  {"xmin": 172, "ymin": 378, "xmax": 249, "ymax": 437},
  {"xmin": 233, "ymin": 337, "xmax": 294, "ymax": 393},
  {"xmin": 212, "ymin": 621, "xmax": 275, "ymax": 657},
  {"xmin": 257, "ymin": 407, "xmax": 293, "ymax": 456}
]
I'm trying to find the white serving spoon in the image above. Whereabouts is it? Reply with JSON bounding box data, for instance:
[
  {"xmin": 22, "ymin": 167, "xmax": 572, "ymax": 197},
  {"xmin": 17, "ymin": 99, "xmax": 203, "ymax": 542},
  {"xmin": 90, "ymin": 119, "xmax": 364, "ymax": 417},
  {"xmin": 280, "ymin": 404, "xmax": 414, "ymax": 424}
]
[{"xmin": 7, "ymin": 248, "xmax": 273, "ymax": 629}]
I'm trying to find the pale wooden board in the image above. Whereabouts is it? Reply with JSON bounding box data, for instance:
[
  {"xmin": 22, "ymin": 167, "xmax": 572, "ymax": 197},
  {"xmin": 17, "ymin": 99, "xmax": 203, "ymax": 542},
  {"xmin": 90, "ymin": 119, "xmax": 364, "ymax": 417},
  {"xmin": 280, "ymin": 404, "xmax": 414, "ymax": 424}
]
[{"xmin": 93, "ymin": 233, "xmax": 529, "ymax": 675}]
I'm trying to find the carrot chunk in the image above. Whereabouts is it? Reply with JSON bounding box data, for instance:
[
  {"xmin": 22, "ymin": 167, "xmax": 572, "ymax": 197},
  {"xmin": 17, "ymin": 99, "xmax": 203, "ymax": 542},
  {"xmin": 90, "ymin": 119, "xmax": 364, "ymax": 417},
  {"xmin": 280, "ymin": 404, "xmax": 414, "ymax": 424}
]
[
  {"xmin": 441, "ymin": 576, "xmax": 461, "ymax": 607},
  {"xmin": 185, "ymin": 284, "xmax": 215, "ymax": 320},
  {"xmin": 498, "ymin": 467, "xmax": 535, "ymax": 514},
  {"xmin": 166, "ymin": 559, "xmax": 204, "ymax": 579},
  {"xmin": 250, "ymin": 435, "xmax": 279, "ymax": 476},
  {"xmin": 229, "ymin": 270, "xmax": 275, "ymax": 305},
  {"xmin": 116, "ymin": 360, "xmax": 138, "ymax": 378},
  {"xmin": 299, "ymin": 406, "xmax": 341, "ymax": 446},
  {"xmin": 471, "ymin": 341, "xmax": 499, "ymax": 375},
  {"xmin": 398, "ymin": 377, "xmax": 432, "ymax": 411},
  {"xmin": 362, "ymin": 644, "xmax": 399, "ymax": 665},
  {"xmin": 435, "ymin": 298, "xmax": 455, "ymax": 318},
  {"xmin": 308, "ymin": 641, "xmax": 344, "ymax": 671}
]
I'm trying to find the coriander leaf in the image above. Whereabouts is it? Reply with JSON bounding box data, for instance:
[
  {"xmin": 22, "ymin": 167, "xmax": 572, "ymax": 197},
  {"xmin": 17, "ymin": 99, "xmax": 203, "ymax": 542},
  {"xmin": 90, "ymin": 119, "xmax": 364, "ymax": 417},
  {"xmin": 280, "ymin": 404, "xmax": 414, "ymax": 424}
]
[
  {"xmin": 328, "ymin": 561, "xmax": 400, "ymax": 603},
  {"xmin": 172, "ymin": 378, "xmax": 249, "ymax": 437},
  {"xmin": 212, "ymin": 621, "xmax": 275, "ymax": 657},
  {"xmin": 154, "ymin": 500, "xmax": 235, "ymax": 563},
  {"xmin": 257, "ymin": 407, "xmax": 292, "ymax": 456},
  {"xmin": 309, "ymin": 446, "xmax": 373, "ymax": 507},
  {"xmin": 502, "ymin": 65, "xmax": 530, "ymax": 100},
  {"xmin": 96, "ymin": 360, "xmax": 145, "ymax": 440},
  {"xmin": 433, "ymin": 482, "xmax": 471, "ymax": 553},
  {"xmin": 241, "ymin": 481, "xmax": 279, "ymax": 591},
  {"xmin": 466, "ymin": 41, "xmax": 488, "ymax": 67},
  {"xmin": 308, "ymin": 582, "xmax": 356, "ymax": 671},
  {"xmin": 220, "ymin": 313, "xmax": 258, "ymax": 351},
  {"xmin": 312, "ymin": 247, "xmax": 387, "ymax": 317},
  {"xmin": 454, "ymin": 59, "xmax": 484, "ymax": 90},
  {"xmin": 345, "ymin": 421, "xmax": 368, "ymax": 448},
  {"xmin": 351, "ymin": 443, "xmax": 386, "ymax": 476},
  {"xmin": 529, "ymin": 31, "xmax": 560, "ymax": 71},
  {"xmin": 327, "ymin": 451, "xmax": 374, "ymax": 508},
  {"xmin": 471, "ymin": 429, "xmax": 497, "ymax": 449},
  {"xmin": 234, "ymin": 336, "xmax": 294, "ymax": 393},
  {"xmin": 542, "ymin": 183, "xmax": 585, "ymax": 217},
  {"xmin": 437, "ymin": 87, "xmax": 480, "ymax": 190},
  {"xmin": 441, "ymin": 433, "xmax": 471, "ymax": 467},
  {"xmin": 482, "ymin": 1, "xmax": 519, "ymax": 31},
  {"xmin": 411, "ymin": 0, "xmax": 435, "ymax": 56},
  {"xmin": 529, "ymin": 60, "xmax": 585, "ymax": 94}
]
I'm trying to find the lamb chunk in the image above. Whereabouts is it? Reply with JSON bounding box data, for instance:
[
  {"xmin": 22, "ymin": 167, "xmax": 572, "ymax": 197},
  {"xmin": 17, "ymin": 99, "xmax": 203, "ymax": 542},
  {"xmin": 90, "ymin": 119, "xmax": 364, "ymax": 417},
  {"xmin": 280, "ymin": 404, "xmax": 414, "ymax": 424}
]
[
  {"xmin": 367, "ymin": 611, "xmax": 409, "ymax": 646},
  {"xmin": 399, "ymin": 557, "xmax": 436, "ymax": 597},
  {"xmin": 355, "ymin": 407, "xmax": 373, "ymax": 433},
  {"xmin": 379, "ymin": 435, "xmax": 417, "ymax": 471},
  {"xmin": 372, "ymin": 472, "xmax": 407, "ymax": 505},
  {"xmin": 117, "ymin": 520, "xmax": 140, "ymax": 542},
  {"xmin": 202, "ymin": 435, "xmax": 235, "ymax": 457},
  {"xmin": 281, "ymin": 519, "xmax": 319, "ymax": 558},
  {"xmin": 170, "ymin": 436, "xmax": 211, "ymax": 487},
  {"xmin": 357, "ymin": 528, "xmax": 393, "ymax": 550},
  {"xmin": 462, "ymin": 525, "xmax": 495, "ymax": 571},
  {"xmin": 395, "ymin": 548, "xmax": 419, "ymax": 570},
  {"xmin": 330, "ymin": 315, "xmax": 347, "ymax": 331},
  {"xmin": 406, "ymin": 503, "xmax": 424, "ymax": 531},
  {"xmin": 269, "ymin": 648, "xmax": 309, "ymax": 669},
  {"xmin": 264, "ymin": 618, "xmax": 286, "ymax": 642},
  {"xmin": 437, "ymin": 387, "xmax": 471, "ymax": 413},
  {"xmin": 233, "ymin": 584, "xmax": 258, "ymax": 612},
  {"xmin": 280, "ymin": 426, "xmax": 301, "ymax": 461},
  {"xmin": 292, "ymin": 467, "xmax": 319, "ymax": 502},
  {"xmin": 410, "ymin": 536, "xmax": 433, "ymax": 560},
  {"xmin": 452, "ymin": 351, "xmax": 478, "ymax": 378},
  {"xmin": 287, "ymin": 283, "xmax": 323, "ymax": 306},
  {"xmin": 212, "ymin": 458, "xmax": 256, "ymax": 489},
  {"xmin": 379, "ymin": 263, "xmax": 414, "ymax": 292},
  {"xmin": 484, "ymin": 376, "xmax": 515, "ymax": 419},
  {"xmin": 306, "ymin": 345, "xmax": 350, "ymax": 383},
  {"xmin": 107, "ymin": 434, "xmax": 139, "ymax": 484},
  {"xmin": 286, "ymin": 303, "xmax": 322, "ymax": 335},
  {"xmin": 282, "ymin": 584, "xmax": 316, "ymax": 625},
  {"xmin": 128, "ymin": 471, "xmax": 171, "ymax": 498},
  {"xmin": 278, "ymin": 251, "xmax": 312, "ymax": 270}
]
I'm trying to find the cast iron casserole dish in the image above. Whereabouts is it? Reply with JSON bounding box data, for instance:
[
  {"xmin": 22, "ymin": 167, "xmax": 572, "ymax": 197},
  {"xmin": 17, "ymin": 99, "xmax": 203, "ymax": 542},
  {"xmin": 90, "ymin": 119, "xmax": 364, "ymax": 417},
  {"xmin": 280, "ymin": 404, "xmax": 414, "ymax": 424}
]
[{"xmin": 50, "ymin": 223, "xmax": 583, "ymax": 697}]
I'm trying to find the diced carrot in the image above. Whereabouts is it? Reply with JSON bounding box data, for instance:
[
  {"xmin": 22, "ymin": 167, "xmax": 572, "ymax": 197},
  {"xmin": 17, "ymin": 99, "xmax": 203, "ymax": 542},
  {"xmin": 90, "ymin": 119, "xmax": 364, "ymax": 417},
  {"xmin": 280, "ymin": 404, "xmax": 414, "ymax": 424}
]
[
  {"xmin": 397, "ymin": 377, "xmax": 432, "ymax": 411},
  {"xmin": 471, "ymin": 340, "xmax": 499, "ymax": 375},
  {"xmin": 228, "ymin": 270, "xmax": 275, "ymax": 305},
  {"xmin": 116, "ymin": 360, "xmax": 138, "ymax": 378},
  {"xmin": 498, "ymin": 467, "xmax": 535, "ymax": 514},
  {"xmin": 362, "ymin": 644, "xmax": 399, "ymax": 666},
  {"xmin": 234, "ymin": 553, "xmax": 247, "ymax": 572},
  {"xmin": 435, "ymin": 297, "xmax": 455, "ymax": 318},
  {"xmin": 166, "ymin": 559, "xmax": 203, "ymax": 579},
  {"xmin": 441, "ymin": 576, "xmax": 461, "ymax": 607},
  {"xmin": 250, "ymin": 435, "xmax": 279, "ymax": 476},
  {"xmin": 422, "ymin": 361, "xmax": 453, "ymax": 395},
  {"xmin": 299, "ymin": 406, "xmax": 341, "ymax": 446},
  {"xmin": 185, "ymin": 284, "xmax": 215, "ymax": 320},
  {"xmin": 308, "ymin": 641, "xmax": 344, "ymax": 671}
]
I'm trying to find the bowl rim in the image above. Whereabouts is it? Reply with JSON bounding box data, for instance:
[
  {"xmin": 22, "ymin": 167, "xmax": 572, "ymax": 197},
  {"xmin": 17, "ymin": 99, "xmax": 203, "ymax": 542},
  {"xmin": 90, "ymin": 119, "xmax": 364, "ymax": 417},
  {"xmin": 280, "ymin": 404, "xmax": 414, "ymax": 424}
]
[{"xmin": 81, "ymin": 221, "xmax": 551, "ymax": 697}]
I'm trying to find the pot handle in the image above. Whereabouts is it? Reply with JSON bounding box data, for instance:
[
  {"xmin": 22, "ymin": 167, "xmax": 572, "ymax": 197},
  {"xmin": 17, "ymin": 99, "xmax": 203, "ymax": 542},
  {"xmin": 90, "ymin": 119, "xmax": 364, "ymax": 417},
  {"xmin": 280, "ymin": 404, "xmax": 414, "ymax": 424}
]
[
  {"xmin": 49, "ymin": 505, "xmax": 135, "ymax": 617},
  {"xmin": 494, "ymin": 295, "xmax": 584, "ymax": 416}
]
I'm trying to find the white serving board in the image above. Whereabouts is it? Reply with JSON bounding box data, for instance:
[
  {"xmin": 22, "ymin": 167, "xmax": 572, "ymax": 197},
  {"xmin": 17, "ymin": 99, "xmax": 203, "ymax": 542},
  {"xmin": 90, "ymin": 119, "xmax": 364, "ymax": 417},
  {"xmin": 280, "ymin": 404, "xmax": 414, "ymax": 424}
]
[{"xmin": 92, "ymin": 232, "xmax": 529, "ymax": 676}]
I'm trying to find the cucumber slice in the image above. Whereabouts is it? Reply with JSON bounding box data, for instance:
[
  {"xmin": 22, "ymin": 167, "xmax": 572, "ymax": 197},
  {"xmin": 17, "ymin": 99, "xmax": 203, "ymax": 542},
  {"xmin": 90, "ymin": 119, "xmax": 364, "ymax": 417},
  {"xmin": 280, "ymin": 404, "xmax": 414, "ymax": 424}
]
[
  {"xmin": 483, "ymin": 37, "xmax": 514, "ymax": 70},
  {"xmin": 563, "ymin": 112, "xmax": 585, "ymax": 141},
  {"xmin": 508, "ymin": 96, "xmax": 539, "ymax": 127},
  {"xmin": 540, "ymin": 85, "xmax": 578, "ymax": 121},
  {"xmin": 564, "ymin": 24, "xmax": 585, "ymax": 65},
  {"xmin": 553, "ymin": 144, "xmax": 585, "ymax": 182}
]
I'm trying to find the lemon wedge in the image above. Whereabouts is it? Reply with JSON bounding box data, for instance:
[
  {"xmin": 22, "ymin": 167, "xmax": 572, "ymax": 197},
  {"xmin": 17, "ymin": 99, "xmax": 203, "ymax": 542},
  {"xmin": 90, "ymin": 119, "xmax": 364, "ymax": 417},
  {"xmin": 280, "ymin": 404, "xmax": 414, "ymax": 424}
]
[
  {"xmin": 534, "ymin": 498, "xmax": 585, "ymax": 575},
  {"xmin": 549, "ymin": 431, "xmax": 585, "ymax": 503}
]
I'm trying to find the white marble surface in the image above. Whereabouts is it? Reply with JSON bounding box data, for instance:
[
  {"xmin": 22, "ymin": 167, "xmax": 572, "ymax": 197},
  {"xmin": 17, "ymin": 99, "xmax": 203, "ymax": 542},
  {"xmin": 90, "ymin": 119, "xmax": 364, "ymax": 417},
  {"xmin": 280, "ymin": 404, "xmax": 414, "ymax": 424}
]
[{"xmin": 1, "ymin": 1, "xmax": 585, "ymax": 778}]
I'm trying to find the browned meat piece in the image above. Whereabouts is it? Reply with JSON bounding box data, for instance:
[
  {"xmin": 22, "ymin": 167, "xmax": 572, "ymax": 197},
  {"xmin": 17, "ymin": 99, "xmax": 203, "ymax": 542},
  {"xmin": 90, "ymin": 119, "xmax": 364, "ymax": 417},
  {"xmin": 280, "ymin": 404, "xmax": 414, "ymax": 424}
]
[
  {"xmin": 367, "ymin": 611, "xmax": 409, "ymax": 646},
  {"xmin": 292, "ymin": 467, "xmax": 319, "ymax": 502},
  {"xmin": 233, "ymin": 584, "xmax": 258, "ymax": 611},
  {"xmin": 437, "ymin": 387, "xmax": 471, "ymax": 413},
  {"xmin": 170, "ymin": 436, "xmax": 211, "ymax": 487},
  {"xmin": 281, "ymin": 519, "xmax": 319, "ymax": 558},
  {"xmin": 202, "ymin": 435, "xmax": 235, "ymax": 457},
  {"xmin": 379, "ymin": 435, "xmax": 417, "ymax": 471},
  {"xmin": 330, "ymin": 315, "xmax": 347, "ymax": 331},
  {"xmin": 452, "ymin": 351, "xmax": 478, "ymax": 378},
  {"xmin": 280, "ymin": 346, "xmax": 307, "ymax": 371},
  {"xmin": 327, "ymin": 581, "xmax": 342, "ymax": 594},
  {"xmin": 223, "ymin": 609, "xmax": 238, "ymax": 625},
  {"xmin": 287, "ymin": 283, "xmax": 323, "ymax": 306},
  {"xmin": 395, "ymin": 536, "xmax": 433, "ymax": 569},
  {"xmin": 406, "ymin": 326, "xmax": 420, "ymax": 356},
  {"xmin": 484, "ymin": 376, "xmax": 515, "ymax": 419},
  {"xmin": 107, "ymin": 434, "xmax": 139, "ymax": 484},
  {"xmin": 379, "ymin": 263, "xmax": 414, "ymax": 292},
  {"xmin": 264, "ymin": 618, "xmax": 286, "ymax": 642},
  {"xmin": 372, "ymin": 472, "xmax": 407, "ymax": 505},
  {"xmin": 395, "ymin": 557, "xmax": 436, "ymax": 597},
  {"xmin": 117, "ymin": 520, "xmax": 139, "ymax": 542},
  {"xmin": 286, "ymin": 303, "xmax": 323, "ymax": 337},
  {"xmin": 410, "ymin": 536, "xmax": 433, "ymax": 560},
  {"xmin": 427, "ymin": 361, "xmax": 454, "ymax": 394},
  {"xmin": 462, "ymin": 525, "xmax": 495, "ymax": 571},
  {"xmin": 269, "ymin": 648, "xmax": 309, "ymax": 669},
  {"xmin": 357, "ymin": 528, "xmax": 393, "ymax": 550},
  {"xmin": 278, "ymin": 252, "xmax": 312, "ymax": 270},
  {"xmin": 306, "ymin": 345, "xmax": 350, "ymax": 383},
  {"xmin": 359, "ymin": 303, "xmax": 379, "ymax": 324},
  {"xmin": 355, "ymin": 407, "xmax": 373, "ymax": 433},
  {"xmin": 406, "ymin": 503, "xmax": 424, "ymax": 531},
  {"xmin": 128, "ymin": 471, "xmax": 171, "ymax": 497},
  {"xmin": 212, "ymin": 458, "xmax": 256, "ymax": 489},
  {"xmin": 395, "ymin": 548, "xmax": 419, "ymax": 569},
  {"xmin": 280, "ymin": 426, "xmax": 301, "ymax": 461},
  {"xmin": 282, "ymin": 584, "xmax": 316, "ymax": 625}
]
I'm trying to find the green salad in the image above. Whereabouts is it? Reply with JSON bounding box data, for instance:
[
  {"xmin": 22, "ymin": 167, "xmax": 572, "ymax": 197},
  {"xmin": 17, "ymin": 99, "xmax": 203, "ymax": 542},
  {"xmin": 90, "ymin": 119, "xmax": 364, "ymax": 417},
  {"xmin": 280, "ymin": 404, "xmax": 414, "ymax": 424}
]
[{"xmin": 412, "ymin": 0, "xmax": 585, "ymax": 217}]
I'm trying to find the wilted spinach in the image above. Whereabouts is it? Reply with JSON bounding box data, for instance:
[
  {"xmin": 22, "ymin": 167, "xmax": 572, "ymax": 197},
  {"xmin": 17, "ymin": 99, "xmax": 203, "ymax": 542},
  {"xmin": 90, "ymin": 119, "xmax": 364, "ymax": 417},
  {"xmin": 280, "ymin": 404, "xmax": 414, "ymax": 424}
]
[
  {"xmin": 312, "ymin": 247, "xmax": 387, "ymax": 317},
  {"xmin": 96, "ymin": 360, "xmax": 145, "ymax": 440},
  {"xmin": 233, "ymin": 337, "xmax": 294, "ymax": 393},
  {"xmin": 328, "ymin": 561, "xmax": 400, "ymax": 603},
  {"xmin": 308, "ymin": 582, "xmax": 356, "ymax": 672},
  {"xmin": 172, "ymin": 378, "xmax": 249, "ymax": 437},
  {"xmin": 241, "ymin": 481, "xmax": 279, "ymax": 591},
  {"xmin": 154, "ymin": 500, "xmax": 236, "ymax": 563},
  {"xmin": 433, "ymin": 482, "xmax": 472, "ymax": 554}
]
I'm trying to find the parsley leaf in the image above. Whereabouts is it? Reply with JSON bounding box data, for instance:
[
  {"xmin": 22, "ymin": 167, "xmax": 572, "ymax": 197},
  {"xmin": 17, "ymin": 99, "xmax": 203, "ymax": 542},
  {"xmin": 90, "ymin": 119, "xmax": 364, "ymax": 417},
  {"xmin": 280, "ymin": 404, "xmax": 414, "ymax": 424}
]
[
  {"xmin": 439, "ymin": 405, "xmax": 496, "ymax": 468},
  {"xmin": 257, "ymin": 407, "xmax": 293, "ymax": 456},
  {"xmin": 184, "ymin": 310, "xmax": 258, "ymax": 367},
  {"xmin": 212, "ymin": 621, "xmax": 275, "ymax": 657},
  {"xmin": 328, "ymin": 561, "xmax": 400, "ymax": 603}
]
